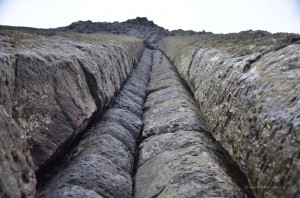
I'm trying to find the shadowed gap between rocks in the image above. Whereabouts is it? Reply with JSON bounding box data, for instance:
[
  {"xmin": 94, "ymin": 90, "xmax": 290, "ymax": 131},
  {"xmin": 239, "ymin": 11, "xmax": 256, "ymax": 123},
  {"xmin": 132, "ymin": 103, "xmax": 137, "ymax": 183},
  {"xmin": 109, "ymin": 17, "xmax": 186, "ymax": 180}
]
[
  {"xmin": 36, "ymin": 48, "xmax": 153, "ymax": 198},
  {"xmin": 158, "ymin": 49, "xmax": 196, "ymax": 99},
  {"xmin": 35, "ymin": 48, "xmax": 152, "ymax": 192},
  {"xmin": 131, "ymin": 56, "xmax": 154, "ymax": 197}
]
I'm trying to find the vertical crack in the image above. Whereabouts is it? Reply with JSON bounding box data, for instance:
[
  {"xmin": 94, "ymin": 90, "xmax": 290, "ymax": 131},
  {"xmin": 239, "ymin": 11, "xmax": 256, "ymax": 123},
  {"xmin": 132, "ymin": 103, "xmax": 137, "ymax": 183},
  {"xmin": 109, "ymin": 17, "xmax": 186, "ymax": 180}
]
[
  {"xmin": 132, "ymin": 49, "xmax": 153, "ymax": 197},
  {"xmin": 36, "ymin": 48, "xmax": 153, "ymax": 198}
]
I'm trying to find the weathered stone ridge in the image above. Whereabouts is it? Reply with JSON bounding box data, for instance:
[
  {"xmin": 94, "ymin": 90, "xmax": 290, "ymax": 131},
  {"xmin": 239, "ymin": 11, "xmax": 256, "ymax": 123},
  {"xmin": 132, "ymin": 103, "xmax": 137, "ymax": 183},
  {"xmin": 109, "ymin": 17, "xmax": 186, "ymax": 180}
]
[
  {"xmin": 160, "ymin": 31, "xmax": 300, "ymax": 197},
  {"xmin": 134, "ymin": 50, "xmax": 252, "ymax": 197},
  {"xmin": 0, "ymin": 31, "xmax": 144, "ymax": 169},
  {"xmin": 37, "ymin": 49, "xmax": 153, "ymax": 198}
]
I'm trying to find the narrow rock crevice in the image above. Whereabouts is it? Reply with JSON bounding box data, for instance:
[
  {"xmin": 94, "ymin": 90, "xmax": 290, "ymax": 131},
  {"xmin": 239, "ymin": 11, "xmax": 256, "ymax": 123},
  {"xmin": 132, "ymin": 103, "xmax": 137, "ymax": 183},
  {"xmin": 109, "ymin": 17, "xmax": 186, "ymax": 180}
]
[
  {"xmin": 35, "ymin": 108, "xmax": 98, "ymax": 189},
  {"xmin": 36, "ymin": 48, "xmax": 153, "ymax": 198},
  {"xmin": 132, "ymin": 51, "xmax": 153, "ymax": 197},
  {"xmin": 159, "ymin": 49, "xmax": 197, "ymax": 100},
  {"xmin": 36, "ymin": 57, "xmax": 140, "ymax": 190}
]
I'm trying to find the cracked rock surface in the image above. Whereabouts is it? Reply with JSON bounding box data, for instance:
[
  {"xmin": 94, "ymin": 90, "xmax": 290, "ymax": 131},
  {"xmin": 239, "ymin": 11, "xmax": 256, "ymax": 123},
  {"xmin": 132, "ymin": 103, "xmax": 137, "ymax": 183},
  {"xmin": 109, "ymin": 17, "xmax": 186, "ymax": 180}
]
[
  {"xmin": 37, "ymin": 49, "xmax": 153, "ymax": 198},
  {"xmin": 134, "ymin": 50, "xmax": 252, "ymax": 198},
  {"xmin": 0, "ymin": 106, "xmax": 36, "ymax": 198},
  {"xmin": 1, "ymin": 22, "xmax": 300, "ymax": 198},
  {"xmin": 160, "ymin": 31, "xmax": 300, "ymax": 198},
  {"xmin": 0, "ymin": 31, "xmax": 144, "ymax": 169}
]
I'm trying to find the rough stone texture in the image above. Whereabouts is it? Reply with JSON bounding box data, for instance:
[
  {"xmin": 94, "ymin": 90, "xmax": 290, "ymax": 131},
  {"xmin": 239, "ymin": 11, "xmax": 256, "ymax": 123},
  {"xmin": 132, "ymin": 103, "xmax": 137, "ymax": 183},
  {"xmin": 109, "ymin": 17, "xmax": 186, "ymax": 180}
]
[
  {"xmin": 0, "ymin": 106, "xmax": 36, "ymax": 198},
  {"xmin": 0, "ymin": 30, "xmax": 144, "ymax": 168},
  {"xmin": 2, "ymin": 19, "xmax": 299, "ymax": 198},
  {"xmin": 37, "ymin": 49, "xmax": 152, "ymax": 198},
  {"xmin": 42, "ymin": 184, "xmax": 103, "ymax": 198},
  {"xmin": 160, "ymin": 31, "xmax": 300, "ymax": 197},
  {"xmin": 0, "ymin": 52, "xmax": 15, "ymax": 114},
  {"xmin": 135, "ymin": 50, "xmax": 251, "ymax": 198}
]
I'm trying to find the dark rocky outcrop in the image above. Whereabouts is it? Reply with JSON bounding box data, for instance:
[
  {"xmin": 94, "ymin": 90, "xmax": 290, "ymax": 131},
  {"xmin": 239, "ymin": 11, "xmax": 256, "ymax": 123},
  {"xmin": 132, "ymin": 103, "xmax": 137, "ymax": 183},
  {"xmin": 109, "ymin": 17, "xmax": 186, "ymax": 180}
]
[
  {"xmin": 0, "ymin": 31, "xmax": 144, "ymax": 169},
  {"xmin": 0, "ymin": 106, "xmax": 36, "ymax": 198},
  {"xmin": 55, "ymin": 17, "xmax": 205, "ymax": 49},
  {"xmin": 160, "ymin": 31, "xmax": 300, "ymax": 198},
  {"xmin": 36, "ymin": 49, "xmax": 152, "ymax": 198},
  {"xmin": 55, "ymin": 17, "xmax": 166, "ymax": 49}
]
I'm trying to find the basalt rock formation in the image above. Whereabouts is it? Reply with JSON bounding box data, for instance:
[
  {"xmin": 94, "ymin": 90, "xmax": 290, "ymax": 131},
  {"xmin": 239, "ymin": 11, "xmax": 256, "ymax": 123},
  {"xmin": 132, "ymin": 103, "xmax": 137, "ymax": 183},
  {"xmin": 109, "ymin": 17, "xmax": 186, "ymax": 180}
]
[
  {"xmin": 160, "ymin": 32, "xmax": 300, "ymax": 197},
  {"xmin": 0, "ymin": 30, "xmax": 143, "ymax": 197},
  {"xmin": 0, "ymin": 17, "xmax": 299, "ymax": 198},
  {"xmin": 36, "ymin": 49, "xmax": 152, "ymax": 198},
  {"xmin": 134, "ymin": 50, "xmax": 252, "ymax": 197},
  {"xmin": 0, "ymin": 31, "xmax": 143, "ymax": 169}
]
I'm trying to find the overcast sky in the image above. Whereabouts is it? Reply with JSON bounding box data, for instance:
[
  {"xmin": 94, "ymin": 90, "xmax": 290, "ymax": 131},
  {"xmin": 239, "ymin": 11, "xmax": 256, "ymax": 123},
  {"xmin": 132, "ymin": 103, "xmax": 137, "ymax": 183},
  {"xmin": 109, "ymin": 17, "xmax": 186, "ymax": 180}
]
[{"xmin": 0, "ymin": 0, "xmax": 299, "ymax": 33}]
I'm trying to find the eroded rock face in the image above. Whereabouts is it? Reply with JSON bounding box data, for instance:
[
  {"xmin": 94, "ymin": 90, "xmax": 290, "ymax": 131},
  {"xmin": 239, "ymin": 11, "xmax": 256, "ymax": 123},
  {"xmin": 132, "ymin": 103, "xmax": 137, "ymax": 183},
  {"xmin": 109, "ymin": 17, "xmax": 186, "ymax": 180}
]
[
  {"xmin": 134, "ymin": 50, "xmax": 252, "ymax": 198},
  {"xmin": 160, "ymin": 31, "xmax": 300, "ymax": 197},
  {"xmin": 0, "ymin": 52, "xmax": 15, "ymax": 114},
  {"xmin": 0, "ymin": 106, "xmax": 36, "ymax": 198},
  {"xmin": 0, "ymin": 31, "xmax": 144, "ymax": 168},
  {"xmin": 37, "ymin": 49, "xmax": 152, "ymax": 198}
]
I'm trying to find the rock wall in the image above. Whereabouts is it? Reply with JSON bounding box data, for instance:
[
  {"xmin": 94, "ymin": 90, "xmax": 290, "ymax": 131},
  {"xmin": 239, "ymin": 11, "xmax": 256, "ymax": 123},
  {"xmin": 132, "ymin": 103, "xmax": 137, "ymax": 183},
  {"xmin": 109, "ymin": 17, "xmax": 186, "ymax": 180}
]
[
  {"xmin": 160, "ymin": 31, "xmax": 300, "ymax": 197},
  {"xmin": 0, "ymin": 106, "xmax": 36, "ymax": 198},
  {"xmin": 0, "ymin": 30, "xmax": 144, "ymax": 170}
]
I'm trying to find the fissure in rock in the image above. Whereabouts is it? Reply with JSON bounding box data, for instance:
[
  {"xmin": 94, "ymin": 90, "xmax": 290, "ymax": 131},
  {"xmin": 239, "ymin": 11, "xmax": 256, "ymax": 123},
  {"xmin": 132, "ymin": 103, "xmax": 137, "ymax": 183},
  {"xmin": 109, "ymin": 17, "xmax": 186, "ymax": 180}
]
[{"xmin": 36, "ymin": 48, "xmax": 153, "ymax": 198}]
